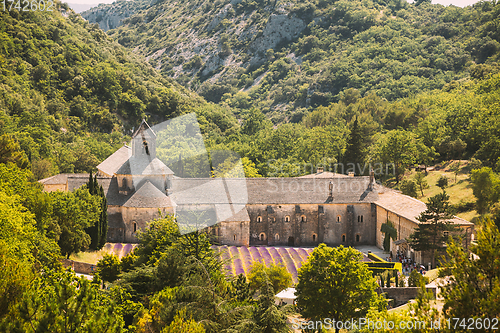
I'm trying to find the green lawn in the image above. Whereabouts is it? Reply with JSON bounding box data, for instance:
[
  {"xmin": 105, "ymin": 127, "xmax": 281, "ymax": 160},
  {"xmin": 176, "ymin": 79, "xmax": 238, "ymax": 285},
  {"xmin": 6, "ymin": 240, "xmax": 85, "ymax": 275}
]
[{"xmin": 401, "ymin": 160, "xmax": 479, "ymax": 222}]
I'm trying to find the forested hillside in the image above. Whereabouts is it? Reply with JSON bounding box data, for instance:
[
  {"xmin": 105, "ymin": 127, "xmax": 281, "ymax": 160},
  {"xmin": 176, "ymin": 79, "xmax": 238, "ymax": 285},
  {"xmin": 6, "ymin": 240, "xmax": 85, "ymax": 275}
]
[
  {"xmin": 84, "ymin": 0, "xmax": 500, "ymax": 121},
  {"xmin": 0, "ymin": 6, "xmax": 239, "ymax": 179}
]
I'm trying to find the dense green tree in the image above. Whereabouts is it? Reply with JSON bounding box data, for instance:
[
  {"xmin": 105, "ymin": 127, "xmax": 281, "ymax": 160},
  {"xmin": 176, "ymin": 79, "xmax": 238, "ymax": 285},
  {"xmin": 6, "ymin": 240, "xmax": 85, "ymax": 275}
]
[
  {"xmin": 440, "ymin": 218, "xmax": 500, "ymax": 326},
  {"xmin": 51, "ymin": 187, "xmax": 101, "ymax": 258},
  {"xmin": 250, "ymin": 275, "xmax": 290, "ymax": 333},
  {"xmin": 407, "ymin": 191, "xmax": 459, "ymax": 268},
  {"xmin": 247, "ymin": 261, "xmax": 293, "ymax": 294},
  {"xmin": 1, "ymin": 270, "xmax": 124, "ymax": 332},
  {"xmin": 400, "ymin": 179, "xmax": 418, "ymax": 198},
  {"xmin": 0, "ymin": 134, "xmax": 29, "ymax": 169},
  {"xmin": 97, "ymin": 254, "xmax": 121, "ymax": 283},
  {"xmin": 414, "ymin": 171, "xmax": 429, "ymax": 197},
  {"xmin": 295, "ymin": 244, "xmax": 383, "ymax": 333},
  {"xmin": 470, "ymin": 167, "xmax": 500, "ymax": 215},
  {"xmin": 134, "ymin": 214, "xmax": 180, "ymax": 265},
  {"xmin": 372, "ymin": 130, "xmax": 417, "ymax": 184},
  {"xmin": 241, "ymin": 108, "xmax": 273, "ymax": 136}
]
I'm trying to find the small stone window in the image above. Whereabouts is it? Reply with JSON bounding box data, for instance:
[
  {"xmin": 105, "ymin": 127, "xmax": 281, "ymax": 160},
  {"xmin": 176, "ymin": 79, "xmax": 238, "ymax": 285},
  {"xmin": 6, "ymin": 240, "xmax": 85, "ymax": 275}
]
[
  {"xmin": 285, "ymin": 216, "xmax": 290, "ymax": 222},
  {"xmin": 318, "ymin": 205, "xmax": 324, "ymax": 214},
  {"xmin": 257, "ymin": 216, "xmax": 262, "ymax": 223},
  {"xmin": 313, "ymin": 233, "xmax": 317, "ymax": 242},
  {"xmin": 342, "ymin": 234, "xmax": 346, "ymax": 243},
  {"xmin": 133, "ymin": 222, "xmax": 137, "ymax": 233},
  {"xmin": 260, "ymin": 233, "xmax": 266, "ymax": 241},
  {"xmin": 234, "ymin": 234, "xmax": 236, "ymax": 241},
  {"xmin": 301, "ymin": 215, "xmax": 307, "ymax": 222},
  {"xmin": 337, "ymin": 215, "xmax": 341, "ymax": 223},
  {"xmin": 356, "ymin": 234, "xmax": 360, "ymax": 242},
  {"xmin": 275, "ymin": 233, "xmax": 280, "ymax": 241},
  {"xmin": 143, "ymin": 140, "xmax": 150, "ymax": 155},
  {"xmin": 358, "ymin": 215, "xmax": 364, "ymax": 223}
]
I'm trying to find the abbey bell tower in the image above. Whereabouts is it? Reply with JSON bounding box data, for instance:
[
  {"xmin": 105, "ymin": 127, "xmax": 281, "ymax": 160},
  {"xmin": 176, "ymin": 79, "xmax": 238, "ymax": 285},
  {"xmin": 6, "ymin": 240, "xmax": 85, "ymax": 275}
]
[{"xmin": 132, "ymin": 119, "xmax": 156, "ymax": 159}]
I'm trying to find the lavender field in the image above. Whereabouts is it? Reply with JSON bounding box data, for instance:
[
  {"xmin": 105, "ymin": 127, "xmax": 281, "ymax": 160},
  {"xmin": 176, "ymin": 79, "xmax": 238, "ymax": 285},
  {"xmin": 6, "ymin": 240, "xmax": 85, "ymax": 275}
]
[
  {"xmin": 100, "ymin": 243, "xmax": 313, "ymax": 283},
  {"xmin": 212, "ymin": 246, "xmax": 314, "ymax": 283}
]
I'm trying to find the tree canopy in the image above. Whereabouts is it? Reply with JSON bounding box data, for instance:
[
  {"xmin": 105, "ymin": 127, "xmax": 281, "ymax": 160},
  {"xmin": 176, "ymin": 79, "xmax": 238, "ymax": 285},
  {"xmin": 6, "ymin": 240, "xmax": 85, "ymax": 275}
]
[{"xmin": 295, "ymin": 244, "xmax": 383, "ymax": 333}]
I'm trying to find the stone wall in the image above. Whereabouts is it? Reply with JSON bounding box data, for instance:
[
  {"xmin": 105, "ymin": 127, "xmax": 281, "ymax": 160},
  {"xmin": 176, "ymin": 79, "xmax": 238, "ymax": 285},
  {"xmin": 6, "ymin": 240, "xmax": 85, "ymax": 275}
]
[
  {"xmin": 376, "ymin": 205, "xmax": 418, "ymax": 257},
  {"xmin": 218, "ymin": 221, "xmax": 250, "ymax": 246},
  {"xmin": 43, "ymin": 184, "xmax": 67, "ymax": 192},
  {"xmin": 61, "ymin": 259, "xmax": 96, "ymax": 275},
  {"xmin": 121, "ymin": 206, "xmax": 174, "ymax": 242},
  {"xmin": 380, "ymin": 287, "xmax": 437, "ymax": 306},
  {"xmin": 247, "ymin": 203, "xmax": 377, "ymax": 247}
]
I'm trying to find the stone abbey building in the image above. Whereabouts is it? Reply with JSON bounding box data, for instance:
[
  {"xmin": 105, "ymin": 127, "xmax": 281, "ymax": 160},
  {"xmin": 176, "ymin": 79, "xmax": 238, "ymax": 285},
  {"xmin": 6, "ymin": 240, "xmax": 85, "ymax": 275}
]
[{"xmin": 40, "ymin": 120, "xmax": 473, "ymax": 264}]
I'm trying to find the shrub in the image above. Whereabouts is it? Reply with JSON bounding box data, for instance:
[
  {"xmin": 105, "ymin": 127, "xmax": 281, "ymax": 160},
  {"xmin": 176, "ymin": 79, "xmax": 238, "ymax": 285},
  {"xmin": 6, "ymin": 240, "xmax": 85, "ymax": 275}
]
[
  {"xmin": 400, "ymin": 179, "xmax": 418, "ymax": 198},
  {"xmin": 437, "ymin": 175, "xmax": 448, "ymax": 189},
  {"xmin": 97, "ymin": 254, "xmax": 121, "ymax": 283}
]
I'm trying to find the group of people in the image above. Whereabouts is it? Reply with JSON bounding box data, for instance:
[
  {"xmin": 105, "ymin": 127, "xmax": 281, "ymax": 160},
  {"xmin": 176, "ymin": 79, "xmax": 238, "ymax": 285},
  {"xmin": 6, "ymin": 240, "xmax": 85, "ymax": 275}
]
[{"xmin": 391, "ymin": 250, "xmax": 426, "ymax": 276}]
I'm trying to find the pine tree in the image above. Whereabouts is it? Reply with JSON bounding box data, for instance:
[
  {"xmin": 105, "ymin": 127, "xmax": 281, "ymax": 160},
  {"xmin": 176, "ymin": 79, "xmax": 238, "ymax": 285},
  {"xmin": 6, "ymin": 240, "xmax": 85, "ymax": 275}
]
[{"xmin": 408, "ymin": 191, "xmax": 459, "ymax": 268}]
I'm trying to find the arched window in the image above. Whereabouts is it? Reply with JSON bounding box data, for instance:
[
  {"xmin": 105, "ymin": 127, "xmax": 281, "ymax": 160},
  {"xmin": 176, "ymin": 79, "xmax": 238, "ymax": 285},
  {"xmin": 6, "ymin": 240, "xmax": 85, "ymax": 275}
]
[
  {"xmin": 275, "ymin": 233, "xmax": 280, "ymax": 241},
  {"xmin": 312, "ymin": 233, "xmax": 317, "ymax": 242},
  {"xmin": 260, "ymin": 233, "xmax": 266, "ymax": 241},
  {"xmin": 337, "ymin": 215, "xmax": 341, "ymax": 223},
  {"xmin": 356, "ymin": 234, "xmax": 360, "ymax": 242},
  {"xmin": 257, "ymin": 216, "xmax": 262, "ymax": 223},
  {"xmin": 285, "ymin": 216, "xmax": 290, "ymax": 222},
  {"xmin": 143, "ymin": 140, "xmax": 149, "ymax": 155},
  {"xmin": 342, "ymin": 234, "xmax": 346, "ymax": 243},
  {"xmin": 301, "ymin": 215, "xmax": 306, "ymax": 222}
]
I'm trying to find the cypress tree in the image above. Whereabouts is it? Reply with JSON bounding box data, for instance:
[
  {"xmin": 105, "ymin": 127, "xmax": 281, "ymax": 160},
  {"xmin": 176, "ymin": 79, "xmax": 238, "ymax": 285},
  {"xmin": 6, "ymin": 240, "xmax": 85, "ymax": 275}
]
[
  {"xmin": 343, "ymin": 117, "xmax": 365, "ymax": 174},
  {"xmin": 85, "ymin": 172, "xmax": 108, "ymax": 250},
  {"xmin": 98, "ymin": 184, "xmax": 108, "ymax": 249}
]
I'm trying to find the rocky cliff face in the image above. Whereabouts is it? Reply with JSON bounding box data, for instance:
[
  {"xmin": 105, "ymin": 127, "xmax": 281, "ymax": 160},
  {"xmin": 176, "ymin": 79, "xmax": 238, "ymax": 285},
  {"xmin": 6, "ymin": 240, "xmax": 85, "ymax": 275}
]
[
  {"xmin": 82, "ymin": 0, "xmax": 308, "ymax": 94},
  {"xmin": 82, "ymin": 0, "xmax": 144, "ymax": 31}
]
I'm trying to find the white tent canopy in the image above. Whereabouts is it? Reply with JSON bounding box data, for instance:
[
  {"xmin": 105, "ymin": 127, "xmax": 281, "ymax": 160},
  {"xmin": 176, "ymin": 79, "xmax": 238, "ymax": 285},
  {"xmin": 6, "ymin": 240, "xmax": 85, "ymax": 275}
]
[{"xmin": 275, "ymin": 287, "xmax": 297, "ymax": 305}]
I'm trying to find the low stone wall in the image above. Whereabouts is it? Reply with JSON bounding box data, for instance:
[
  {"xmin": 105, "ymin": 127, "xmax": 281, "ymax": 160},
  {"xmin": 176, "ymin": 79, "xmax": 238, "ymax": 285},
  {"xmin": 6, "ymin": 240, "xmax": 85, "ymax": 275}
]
[
  {"xmin": 60, "ymin": 259, "xmax": 96, "ymax": 275},
  {"xmin": 379, "ymin": 287, "xmax": 437, "ymax": 306}
]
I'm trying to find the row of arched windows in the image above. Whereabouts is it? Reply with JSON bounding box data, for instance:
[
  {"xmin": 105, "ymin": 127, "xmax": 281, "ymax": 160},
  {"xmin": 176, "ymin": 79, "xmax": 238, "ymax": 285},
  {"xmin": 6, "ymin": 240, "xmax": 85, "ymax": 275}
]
[
  {"xmin": 256, "ymin": 233, "xmax": 362, "ymax": 243},
  {"xmin": 256, "ymin": 215, "xmax": 364, "ymax": 223},
  {"xmin": 256, "ymin": 215, "xmax": 307, "ymax": 222}
]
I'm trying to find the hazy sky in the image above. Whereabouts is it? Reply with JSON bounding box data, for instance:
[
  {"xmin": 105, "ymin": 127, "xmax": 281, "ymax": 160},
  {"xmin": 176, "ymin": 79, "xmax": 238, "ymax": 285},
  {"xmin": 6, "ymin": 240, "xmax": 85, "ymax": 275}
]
[{"xmin": 70, "ymin": 0, "xmax": 481, "ymax": 10}]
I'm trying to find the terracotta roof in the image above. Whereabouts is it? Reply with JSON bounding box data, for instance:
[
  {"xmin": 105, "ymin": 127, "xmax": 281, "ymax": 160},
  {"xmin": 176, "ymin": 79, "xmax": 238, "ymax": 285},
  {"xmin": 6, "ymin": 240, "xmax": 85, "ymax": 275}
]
[
  {"xmin": 123, "ymin": 180, "xmax": 174, "ymax": 208},
  {"xmin": 97, "ymin": 145, "xmax": 131, "ymax": 177}
]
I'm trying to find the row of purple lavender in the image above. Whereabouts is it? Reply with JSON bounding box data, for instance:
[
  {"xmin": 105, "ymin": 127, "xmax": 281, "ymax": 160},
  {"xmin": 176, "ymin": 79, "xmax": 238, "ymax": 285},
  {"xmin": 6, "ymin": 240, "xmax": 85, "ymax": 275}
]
[
  {"xmin": 101, "ymin": 243, "xmax": 313, "ymax": 283},
  {"xmin": 102, "ymin": 243, "xmax": 138, "ymax": 258},
  {"xmin": 212, "ymin": 246, "xmax": 314, "ymax": 283}
]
